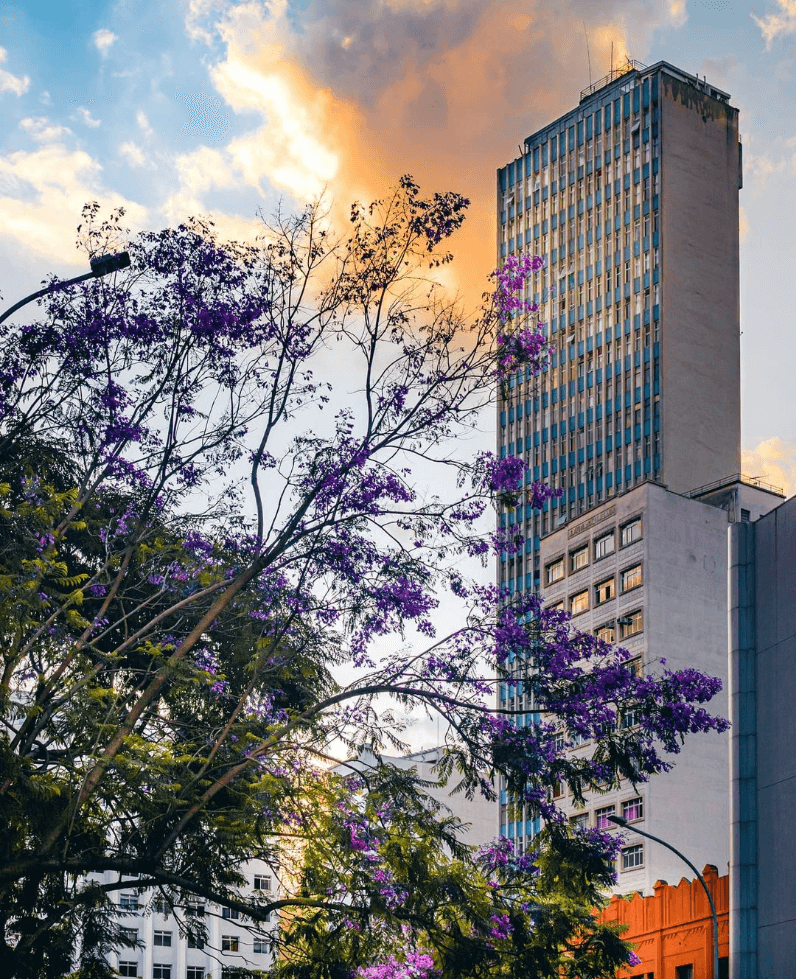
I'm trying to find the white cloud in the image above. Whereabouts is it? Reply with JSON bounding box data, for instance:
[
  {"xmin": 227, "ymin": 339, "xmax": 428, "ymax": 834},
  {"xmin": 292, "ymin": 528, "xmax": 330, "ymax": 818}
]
[
  {"xmin": 119, "ymin": 141, "xmax": 147, "ymax": 167},
  {"xmin": 0, "ymin": 47, "xmax": 30, "ymax": 97},
  {"xmin": 19, "ymin": 117, "xmax": 72, "ymax": 143},
  {"xmin": 185, "ymin": 0, "xmax": 226, "ymax": 43},
  {"xmin": 0, "ymin": 143, "xmax": 148, "ymax": 265},
  {"xmin": 93, "ymin": 28, "xmax": 118, "ymax": 56},
  {"xmin": 136, "ymin": 109, "xmax": 154, "ymax": 137},
  {"xmin": 74, "ymin": 106, "xmax": 102, "ymax": 128},
  {"xmin": 742, "ymin": 437, "xmax": 796, "ymax": 498},
  {"xmin": 752, "ymin": 0, "xmax": 796, "ymax": 49}
]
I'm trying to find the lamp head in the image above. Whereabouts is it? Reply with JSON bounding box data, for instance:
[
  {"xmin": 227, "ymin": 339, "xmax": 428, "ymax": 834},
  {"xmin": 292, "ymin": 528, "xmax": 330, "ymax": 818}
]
[{"xmin": 90, "ymin": 252, "xmax": 131, "ymax": 277}]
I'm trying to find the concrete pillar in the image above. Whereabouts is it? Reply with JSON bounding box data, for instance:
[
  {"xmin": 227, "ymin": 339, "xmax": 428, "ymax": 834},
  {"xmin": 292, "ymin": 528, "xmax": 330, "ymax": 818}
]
[{"xmin": 728, "ymin": 522, "xmax": 757, "ymax": 979}]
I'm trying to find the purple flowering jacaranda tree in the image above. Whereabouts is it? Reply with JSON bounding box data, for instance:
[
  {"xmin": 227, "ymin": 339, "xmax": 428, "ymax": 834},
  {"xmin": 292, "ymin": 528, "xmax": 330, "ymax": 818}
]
[{"xmin": 0, "ymin": 181, "xmax": 726, "ymax": 979}]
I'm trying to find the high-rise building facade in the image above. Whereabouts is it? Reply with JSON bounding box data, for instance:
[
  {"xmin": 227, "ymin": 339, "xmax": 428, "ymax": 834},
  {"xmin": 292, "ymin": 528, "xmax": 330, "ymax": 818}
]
[
  {"xmin": 497, "ymin": 59, "xmax": 743, "ymax": 579},
  {"xmin": 495, "ymin": 61, "xmax": 782, "ymax": 894}
]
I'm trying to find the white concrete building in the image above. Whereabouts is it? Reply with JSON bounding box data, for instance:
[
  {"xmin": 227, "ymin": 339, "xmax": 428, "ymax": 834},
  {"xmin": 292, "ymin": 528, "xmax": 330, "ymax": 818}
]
[
  {"xmin": 89, "ymin": 859, "xmax": 278, "ymax": 979},
  {"xmin": 532, "ymin": 478, "xmax": 780, "ymax": 895}
]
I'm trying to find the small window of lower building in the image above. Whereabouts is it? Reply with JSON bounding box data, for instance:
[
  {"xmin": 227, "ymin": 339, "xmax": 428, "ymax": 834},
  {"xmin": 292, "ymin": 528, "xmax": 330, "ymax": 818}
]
[
  {"xmin": 546, "ymin": 557, "xmax": 565, "ymax": 584},
  {"xmin": 253, "ymin": 938, "xmax": 269, "ymax": 954},
  {"xmin": 253, "ymin": 874, "xmax": 272, "ymax": 892},
  {"xmin": 153, "ymin": 966, "xmax": 172, "ymax": 979},
  {"xmin": 595, "ymin": 621, "xmax": 615, "ymax": 643},
  {"xmin": 117, "ymin": 963, "xmax": 138, "ymax": 978},
  {"xmin": 594, "ymin": 531, "xmax": 615, "ymax": 560},
  {"xmin": 595, "ymin": 577, "xmax": 615, "ymax": 605},
  {"xmin": 621, "ymin": 563, "xmax": 643, "ymax": 592},
  {"xmin": 570, "ymin": 589, "xmax": 589, "ymax": 615},
  {"xmin": 570, "ymin": 812, "xmax": 589, "ymax": 831},
  {"xmin": 622, "ymin": 796, "xmax": 643, "ymax": 821},
  {"xmin": 618, "ymin": 609, "xmax": 643, "ymax": 639},
  {"xmin": 153, "ymin": 931, "xmax": 172, "ymax": 947},
  {"xmin": 221, "ymin": 936, "xmax": 239, "ymax": 952},
  {"xmin": 675, "ymin": 966, "xmax": 694, "ymax": 979},
  {"xmin": 595, "ymin": 805, "xmax": 615, "ymax": 830},
  {"xmin": 186, "ymin": 969, "xmax": 206, "ymax": 979},
  {"xmin": 119, "ymin": 893, "xmax": 139, "ymax": 911},
  {"xmin": 620, "ymin": 517, "xmax": 642, "ymax": 547},
  {"xmin": 621, "ymin": 843, "xmax": 644, "ymax": 870},
  {"xmin": 221, "ymin": 907, "xmax": 240, "ymax": 919},
  {"xmin": 570, "ymin": 544, "xmax": 589, "ymax": 571}
]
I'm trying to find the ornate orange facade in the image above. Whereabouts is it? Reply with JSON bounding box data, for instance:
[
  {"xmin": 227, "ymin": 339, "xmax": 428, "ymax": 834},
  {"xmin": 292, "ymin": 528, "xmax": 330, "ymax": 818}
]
[{"xmin": 599, "ymin": 866, "xmax": 729, "ymax": 978}]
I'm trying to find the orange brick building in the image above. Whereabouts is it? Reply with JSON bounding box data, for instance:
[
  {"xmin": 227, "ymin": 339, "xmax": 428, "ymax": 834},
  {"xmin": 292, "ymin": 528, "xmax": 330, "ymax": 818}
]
[{"xmin": 599, "ymin": 866, "xmax": 729, "ymax": 979}]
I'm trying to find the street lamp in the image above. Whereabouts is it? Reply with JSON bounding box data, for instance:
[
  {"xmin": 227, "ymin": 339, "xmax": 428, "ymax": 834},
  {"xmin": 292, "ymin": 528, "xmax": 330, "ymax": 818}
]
[
  {"xmin": 0, "ymin": 251, "xmax": 131, "ymax": 327},
  {"xmin": 608, "ymin": 815, "xmax": 719, "ymax": 979}
]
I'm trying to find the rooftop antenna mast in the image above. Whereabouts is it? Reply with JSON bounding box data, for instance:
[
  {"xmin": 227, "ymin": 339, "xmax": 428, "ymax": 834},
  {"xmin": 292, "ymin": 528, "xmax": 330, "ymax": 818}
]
[
  {"xmin": 583, "ymin": 22, "xmax": 593, "ymax": 87},
  {"xmin": 610, "ymin": 41, "xmax": 614, "ymax": 78}
]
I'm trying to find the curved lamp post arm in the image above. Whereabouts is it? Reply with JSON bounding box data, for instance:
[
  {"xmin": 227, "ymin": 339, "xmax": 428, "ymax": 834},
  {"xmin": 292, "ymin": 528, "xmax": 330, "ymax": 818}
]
[
  {"xmin": 0, "ymin": 252, "xmax": 130, "ymax": 327},
  {"xmin": 608, "ymin": 815, "xmax": 719, "ymax": 979}
]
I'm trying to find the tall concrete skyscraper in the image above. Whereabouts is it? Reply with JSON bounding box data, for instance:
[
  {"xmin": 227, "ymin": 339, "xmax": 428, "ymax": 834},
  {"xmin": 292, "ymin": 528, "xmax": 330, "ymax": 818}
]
[{"xmin": 495, "ymin": 61, "xmax": 783, "ymax": 898}]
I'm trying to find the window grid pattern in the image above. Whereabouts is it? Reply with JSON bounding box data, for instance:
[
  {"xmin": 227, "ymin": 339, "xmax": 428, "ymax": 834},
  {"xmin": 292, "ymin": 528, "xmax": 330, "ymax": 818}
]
[{"xmin": 498, "ymin": 72, "xmax": 662, "ymax": 559}]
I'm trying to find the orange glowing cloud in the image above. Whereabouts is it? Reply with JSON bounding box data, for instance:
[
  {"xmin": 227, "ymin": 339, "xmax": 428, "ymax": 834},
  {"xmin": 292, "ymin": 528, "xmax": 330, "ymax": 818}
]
[{"xmin": 185, "ymin": 0, "xmax": 675, "ymax": 306}]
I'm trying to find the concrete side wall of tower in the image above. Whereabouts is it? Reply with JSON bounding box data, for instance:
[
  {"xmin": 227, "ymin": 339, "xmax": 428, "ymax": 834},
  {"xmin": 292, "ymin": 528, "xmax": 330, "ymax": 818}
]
[{"xmin": 659, "ymin": 72, "xmax": 742, "ymax": 494}]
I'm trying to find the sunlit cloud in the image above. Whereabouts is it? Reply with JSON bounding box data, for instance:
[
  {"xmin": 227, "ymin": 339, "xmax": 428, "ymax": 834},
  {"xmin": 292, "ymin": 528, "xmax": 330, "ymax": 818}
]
[
  {"xmin": 743, "ymin": 437, "xmax": 796, "ymax": 498},
  {"xmin": 20, "ymin": 117, "xmax": 73, "ymax": 143},
  {"xmin": 0, "ymin": 144, "xmax": 148, "ymax": 265},
  {"xmin": 136, "ymin": 109, "xmax": 154, "ymax": 137},
  {"xmin": 93, "ymin": 29, "xmax": 118, "ymax": 57},
  {"xmin": 667, "ymin": 0, "xmax": 688, "ymax": 27},
  {"xmin": 752, "ymin": 0, "xmax": 796, "ymax": 49},
  {"xmin": 0, "ymin": 47, "xmax": 30, "ymax": 97},
  {"xmin": 119, "ymin": 141, "xmax": 147, "ymax": 168},
  {"xmin": 73, "ymin": 106, "xmax": 102, "ymax": 128}
]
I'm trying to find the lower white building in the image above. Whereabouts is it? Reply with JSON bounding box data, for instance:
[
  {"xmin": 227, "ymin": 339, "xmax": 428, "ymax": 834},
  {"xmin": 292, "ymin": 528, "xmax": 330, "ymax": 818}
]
[
  {"xmin": 501, "ymin": 475, "xmax": 781, "ymax": 896},
  {"xmin": 88, "ymin": 859, "xmax": 278, "ymax": 979}
]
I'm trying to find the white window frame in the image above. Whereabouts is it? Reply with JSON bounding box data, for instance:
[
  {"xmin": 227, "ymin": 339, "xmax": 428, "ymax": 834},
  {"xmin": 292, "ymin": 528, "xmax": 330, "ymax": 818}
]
[
  {"xmin": 570, "ymin": 589, "xmax": 589, "ymax": 615},
  {"xmin": 620, "ymin": 517, "xmax": 642, "ymax": 547},
  {"xmin": 622, "ymin": 797, "xmax": 644, "ymax": 822},
  {"xmin": 621, "ymin": 843, "xmax": 644, "ymax": 870},
  {"xmin": 594, "ymin": 532, "xmax": 615, "ymax": 560}
]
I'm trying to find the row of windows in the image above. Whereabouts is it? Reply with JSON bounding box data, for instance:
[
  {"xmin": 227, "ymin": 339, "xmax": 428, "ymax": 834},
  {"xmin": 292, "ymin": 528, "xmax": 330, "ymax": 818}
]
[
  {"xmin": 119, "ymin": 962, "xmax": 269, "ymax": 979},
  {"xmin": 571, "ymin": 795, "xmax": 644, "ymax": 831},
  {"xmin": 121, "ymin": 875, "xmax": 271, "ymax": 915},
  {"xmin": 546, "ymin": 517, "xmax": 642, "ymax": 585},
  {"xmin": 568, "ymin": 564, "xmax": 643, "ymax": 614},
  {"xmin": 592, "ymin": 609, "xmax": 644, "ymax": 641}
]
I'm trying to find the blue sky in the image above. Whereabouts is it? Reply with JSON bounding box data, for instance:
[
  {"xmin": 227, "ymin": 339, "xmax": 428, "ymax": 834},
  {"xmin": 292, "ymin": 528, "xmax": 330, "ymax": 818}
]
[{"xmin": 2, "ymin": 0, "xmax": 796, "ymax": 491}]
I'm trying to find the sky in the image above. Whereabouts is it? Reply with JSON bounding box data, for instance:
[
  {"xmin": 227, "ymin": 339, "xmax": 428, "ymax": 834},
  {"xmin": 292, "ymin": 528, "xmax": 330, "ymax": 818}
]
[{"xmin": 1, "ymin": 0, "xmax": 795, "ymax": 496}]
